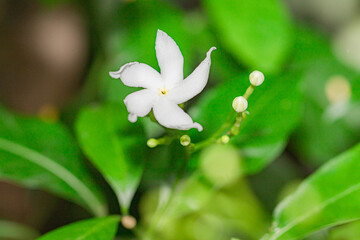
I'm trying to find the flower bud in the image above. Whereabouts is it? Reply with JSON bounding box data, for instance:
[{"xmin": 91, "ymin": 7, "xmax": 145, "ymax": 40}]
[
  {"xmin": 147, "ymin": 138, "xmax": 158, "ymax": 148},
  {"xmin": 249, "ymin": 70, "xmax": 264, "ymax": 86},
  {"xmin": 121, "ymin": 215, "xmax": 137, "ymax": 229},
  {"xmin": 220, "ymin": 135, "xmax": 230, "ymax": 144},
  {"xmin": 180, "ymin": 135, "xmax": 191, "ymax": 146},
  {"xmin": 232, "ymin": 96, "xmax": 248, "ymax": 113}
]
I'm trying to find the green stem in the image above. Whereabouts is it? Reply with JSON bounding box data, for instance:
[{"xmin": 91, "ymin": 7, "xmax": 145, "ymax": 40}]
[
  {"xmin": 243, "ymin": 85, "xmax": 255, "ymax": 99},
  {"xmin": 229, "ymin": 112, "xmax": 245, "ymax": 136},
  {"xmin": 192, "ymin": 111, "xmax": 235, "ymax": 152},
  {"xmin": 157, "ymin": 135, "xmax": 174, "ymax": 145}
]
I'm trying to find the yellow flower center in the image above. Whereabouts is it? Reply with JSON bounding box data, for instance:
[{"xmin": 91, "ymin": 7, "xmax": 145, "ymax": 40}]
[{"xmin": 159, "ymin": 88, "xmax": 168, "ymax": 95}]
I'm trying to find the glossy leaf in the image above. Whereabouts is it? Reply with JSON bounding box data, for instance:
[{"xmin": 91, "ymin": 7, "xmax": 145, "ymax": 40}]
[
  {"xmin": 203, "ymin": 0, "xmax": 293, "ymax": 73},
  {"xmin": 267, "ymin": 143, "xmax": 360, "ymax": 240},
  {"xmin": 191, "ymin": 72, "xmax": 301, "ymax": 174},
  {"xmin": 37, "ymin": 216, "xmax": 120, "ymax": 240},
  {"xmin": 0, "ymin": 107, "xmax": 106, "ymax": 217},
  {"xmin": 76, "ymin": 104, "xmax": 146, "ymax": 213}
]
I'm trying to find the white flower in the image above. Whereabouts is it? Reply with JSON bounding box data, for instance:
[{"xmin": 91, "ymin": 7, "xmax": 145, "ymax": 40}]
[{"xmin": 109, "ymin": 29, "xmax": 216, "ymax": 132}]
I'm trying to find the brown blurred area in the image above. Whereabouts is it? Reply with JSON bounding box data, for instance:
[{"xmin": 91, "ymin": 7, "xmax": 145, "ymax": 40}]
[
  {"xmin": 0, "ymin": 0, "xmax": 90, "ymax": 232},
  {"xmin": 0, "ymin": 0, "xmax": 88, "ymax": 114}
]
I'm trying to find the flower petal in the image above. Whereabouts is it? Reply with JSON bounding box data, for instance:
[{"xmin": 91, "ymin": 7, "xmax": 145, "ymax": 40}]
[
  {"xmin": 124, "ymin": 89, "xmax": 158, "ymax": 123},
  {"xmin": 153, "ymin": 98, "xmax": 203, "ymax": 131},
  {"xmin": 109, "ymin": 62, "xmax": 162, "ymax": 89},
  {"xmin": 167, "ymin": 47, "xmax": 216, "ymax": 104},
  {"xmin": 155, "ymin": 29, "xmax": 184, "ymax": 89}
]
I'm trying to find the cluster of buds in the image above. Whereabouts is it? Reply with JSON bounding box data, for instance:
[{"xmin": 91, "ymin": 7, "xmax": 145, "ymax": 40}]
[
  {"xmin": 146, "ymin": 70, "xmax": 265, "ymax": 150},
  {"xmin": 232, "ymin": 70, "xmax": 264, "ymax": 113}
]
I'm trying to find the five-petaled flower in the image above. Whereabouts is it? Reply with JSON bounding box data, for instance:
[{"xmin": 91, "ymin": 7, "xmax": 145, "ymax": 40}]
[{"xmin": 110, "ymin": 29, "xmax": 216, "ymax": 131}]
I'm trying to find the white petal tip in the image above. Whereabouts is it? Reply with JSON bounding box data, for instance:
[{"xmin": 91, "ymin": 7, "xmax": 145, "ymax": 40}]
[
  {"xmin": 194, "ymin": 123, "xmax": 203, "ymax": 132},
  {"xmin": 156, "ymin": 29, "xmax": 168, "ymax": 39},
  {"xmin": 109, "ymin": 62, "xmax": 139, "ymax": 79},
  {"xmin": 207, "ymin": 47, "xmax": 216, "ymax": 57},
  {"xmin": 128, "ymin": 114, "xmax": 138, "ymax": 123},
  {"xmin": 109, "ymin": 71, "xmax": 120, "ymax": 79},
  {"xmin": 209, "ymin": 46, "xmax": 217, "ymax": 52}
]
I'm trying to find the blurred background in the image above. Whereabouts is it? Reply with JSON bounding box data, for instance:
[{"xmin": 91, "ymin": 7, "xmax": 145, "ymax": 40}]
[{"xmin": 1, "ymin": 0, "xmax": 360, "ymax": 239}]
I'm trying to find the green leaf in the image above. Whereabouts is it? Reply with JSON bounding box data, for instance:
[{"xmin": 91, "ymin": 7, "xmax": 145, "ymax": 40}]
[
  {"xmin": 76, "ymin": 103, "xmax": 146, "ymax": 213},
  {"xmin": 0, "ymin": 220, "xmax": 39, "ymax": 240},
  {"xmin": 0, "ymin": 107, "xmax": 106, "ymax": 217},
  {"xmin": 191, "ymin": 72, "xmax": 301, "ymax": 174},
  {"xmin": 267, "ymin": 143, "xmax": 360, "ymax": 240},
  {"xmin": 37, "ymin": 216, "xmax": 120, "ymax": 240},
  {"xmin": 203, "ymin": 0, "xmax": 293, "ymax": 73}
]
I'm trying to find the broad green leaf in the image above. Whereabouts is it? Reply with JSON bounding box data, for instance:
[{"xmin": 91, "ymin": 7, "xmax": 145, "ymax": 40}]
[
  {"xmin": 267, "ymin": 143, "xmax": 360, "ymax": 240},
  {"xmin": 0, "ymin": 107, "xmax": 106, "ymax": 217},
  {"xmin": 76, "ymin": 103, "xmax": 146, "ymax": 214},
  {"xmin": 37, "ymin": 216, "xmax": 120, "ymax": 240},
  {"xmin": 0, "ymin": 220, "xmax": 39, "ymax": 240},
  {"xmin": 191, "ymin": 72, "xmax": 301, "ymax": 174},
  {"xmin": 203, "ymin": 0, "xmax": 293, "ymax": 73}
]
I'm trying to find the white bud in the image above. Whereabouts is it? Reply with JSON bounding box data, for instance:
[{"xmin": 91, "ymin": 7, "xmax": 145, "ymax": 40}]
[
  {"xmin": 232, "ymin": 96, "xmax": 248, "ymax": 113},
  {"xmin": 249, "ymin": 70, "xmax": 264, "ymax": 86},
  {"xmin": 121, "ymin": 215, "xmax": 137, "ymax": 229}
]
